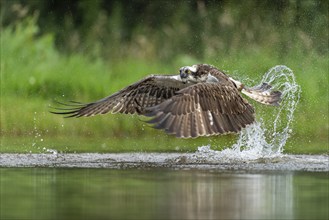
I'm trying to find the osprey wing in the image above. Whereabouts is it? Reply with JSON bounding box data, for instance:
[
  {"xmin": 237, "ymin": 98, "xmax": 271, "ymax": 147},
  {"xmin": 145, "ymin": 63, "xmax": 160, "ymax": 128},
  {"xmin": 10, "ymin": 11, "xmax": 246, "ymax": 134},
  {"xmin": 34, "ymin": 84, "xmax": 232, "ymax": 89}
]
[
  {"xmin": 145, "ymin": 83, "xmax": 255, "ymax": 138},
  {"xmin": 51, "ymin": 75, "xmax": 189, "ymax": 117}
]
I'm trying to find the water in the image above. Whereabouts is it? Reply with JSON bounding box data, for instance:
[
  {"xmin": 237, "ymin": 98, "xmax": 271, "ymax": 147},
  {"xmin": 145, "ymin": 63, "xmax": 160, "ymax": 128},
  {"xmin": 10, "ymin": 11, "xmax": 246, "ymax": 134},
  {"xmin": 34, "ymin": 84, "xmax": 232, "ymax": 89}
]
[
  {"xmin": 1, "ymin": 168, "xmax": 328, "ymax": 220},
  {"xmin": 1, "ymin": 153, "xmax": 328, "ymax": 171}
]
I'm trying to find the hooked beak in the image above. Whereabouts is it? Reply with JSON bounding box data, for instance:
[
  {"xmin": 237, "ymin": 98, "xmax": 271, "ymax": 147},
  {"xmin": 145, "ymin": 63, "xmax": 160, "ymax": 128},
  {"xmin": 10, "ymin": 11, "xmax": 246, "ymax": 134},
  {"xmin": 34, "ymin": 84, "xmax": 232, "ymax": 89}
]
[{"xmin": 179, "ymin": 68, "xmax": 189, "ymax": 79}]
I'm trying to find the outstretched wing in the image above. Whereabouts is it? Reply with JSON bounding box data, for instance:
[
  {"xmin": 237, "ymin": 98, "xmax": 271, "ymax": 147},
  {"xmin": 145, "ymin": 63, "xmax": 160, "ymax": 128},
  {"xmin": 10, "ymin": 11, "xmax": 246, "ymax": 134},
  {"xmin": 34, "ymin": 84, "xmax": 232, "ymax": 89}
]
[
  {"xmin": 51, "ymin": 75, "xmax": 189, "ymax": 117},
  {"xmin": 145, "ymin": 83, "xmax": 255, "ymax": 138}
]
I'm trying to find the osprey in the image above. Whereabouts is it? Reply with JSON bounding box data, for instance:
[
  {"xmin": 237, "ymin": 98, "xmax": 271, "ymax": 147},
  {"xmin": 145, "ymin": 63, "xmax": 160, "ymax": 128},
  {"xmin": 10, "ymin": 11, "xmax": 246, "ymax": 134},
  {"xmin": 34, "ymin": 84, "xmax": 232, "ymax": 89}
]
[{"xmin": 51, "ymin": 64, "xmax": 281, "ymax": 138}]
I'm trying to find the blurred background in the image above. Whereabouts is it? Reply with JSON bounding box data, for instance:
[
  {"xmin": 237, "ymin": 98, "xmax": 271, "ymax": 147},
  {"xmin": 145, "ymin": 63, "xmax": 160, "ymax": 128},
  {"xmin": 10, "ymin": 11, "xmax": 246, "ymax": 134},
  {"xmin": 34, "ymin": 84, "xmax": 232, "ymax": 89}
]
[{"xmin": 1, "ymin": 0, "xmax": 328, "ymax": 153}]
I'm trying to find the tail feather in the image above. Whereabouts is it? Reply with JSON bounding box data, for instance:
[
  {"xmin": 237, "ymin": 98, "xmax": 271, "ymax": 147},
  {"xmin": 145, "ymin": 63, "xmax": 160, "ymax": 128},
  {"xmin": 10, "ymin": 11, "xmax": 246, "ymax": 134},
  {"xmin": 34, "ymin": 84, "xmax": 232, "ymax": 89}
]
[{"xmin": 242, "ymin": 83, "xmax": 282, "ymax": 106}]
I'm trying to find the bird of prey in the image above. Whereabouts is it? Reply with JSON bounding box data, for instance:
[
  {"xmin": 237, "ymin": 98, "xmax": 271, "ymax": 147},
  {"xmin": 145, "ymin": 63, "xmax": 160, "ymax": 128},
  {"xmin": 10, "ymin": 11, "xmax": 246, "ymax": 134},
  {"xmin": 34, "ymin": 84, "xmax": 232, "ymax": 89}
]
[{"xmin": 51, "ymin": 64, "xmax": 281, "ymax": 138}]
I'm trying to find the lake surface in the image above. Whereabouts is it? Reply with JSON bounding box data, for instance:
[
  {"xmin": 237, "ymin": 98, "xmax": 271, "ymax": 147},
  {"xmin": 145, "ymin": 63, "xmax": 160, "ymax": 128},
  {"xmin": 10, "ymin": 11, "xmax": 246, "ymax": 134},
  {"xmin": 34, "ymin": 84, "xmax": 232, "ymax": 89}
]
[{"xmin": 1, "ymin": 153, "xmax": 328, "ymax": 220}]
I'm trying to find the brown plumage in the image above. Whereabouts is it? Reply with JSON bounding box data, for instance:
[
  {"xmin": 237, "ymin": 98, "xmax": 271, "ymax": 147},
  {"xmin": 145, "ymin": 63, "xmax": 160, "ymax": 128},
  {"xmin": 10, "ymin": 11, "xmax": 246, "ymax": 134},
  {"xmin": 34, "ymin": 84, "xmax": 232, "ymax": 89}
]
[{"xmin": 51, "ymin": 64, "xmax": 281, "ymax": 138}]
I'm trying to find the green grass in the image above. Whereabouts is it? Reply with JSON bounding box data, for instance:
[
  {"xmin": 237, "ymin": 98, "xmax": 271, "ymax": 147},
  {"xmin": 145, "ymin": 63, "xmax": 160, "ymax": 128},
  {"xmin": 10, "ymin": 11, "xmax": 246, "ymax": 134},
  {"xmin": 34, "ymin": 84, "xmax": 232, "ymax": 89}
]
[
  {"xmin": 1, "ymin": 17, "xmax": 328, "ymax": 154},
  {"xmin": 1, "ymin": 131, "xmax": 327, "ymax": 155}
]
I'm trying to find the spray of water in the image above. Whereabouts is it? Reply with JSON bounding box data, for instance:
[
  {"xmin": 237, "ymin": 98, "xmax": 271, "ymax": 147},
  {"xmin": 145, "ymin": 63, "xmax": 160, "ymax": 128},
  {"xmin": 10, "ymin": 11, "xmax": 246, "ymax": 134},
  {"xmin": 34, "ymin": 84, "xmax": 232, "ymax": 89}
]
[{"xmin": 193, "ymin": 65, "xmax": 301, "ymax": 162}]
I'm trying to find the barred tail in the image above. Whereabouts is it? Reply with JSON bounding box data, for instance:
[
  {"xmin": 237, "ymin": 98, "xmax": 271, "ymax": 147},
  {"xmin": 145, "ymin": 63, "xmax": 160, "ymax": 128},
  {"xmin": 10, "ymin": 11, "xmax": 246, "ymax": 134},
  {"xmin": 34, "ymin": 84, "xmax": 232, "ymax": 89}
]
[{"xmin": 242, "ymin": 83, "xmax": 282, "ymax": 106}]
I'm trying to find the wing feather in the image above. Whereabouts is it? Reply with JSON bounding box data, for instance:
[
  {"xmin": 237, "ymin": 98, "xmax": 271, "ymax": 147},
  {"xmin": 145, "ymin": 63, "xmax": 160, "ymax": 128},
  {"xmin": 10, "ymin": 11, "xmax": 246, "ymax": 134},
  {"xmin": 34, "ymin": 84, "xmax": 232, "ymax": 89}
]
[
  {"xmin": 146, "ymin": 83, "xmax": 255, "ymax": 138},
  {"xmin": 50, "ymin": 75, "xmax": 188, "ymax": 117}
]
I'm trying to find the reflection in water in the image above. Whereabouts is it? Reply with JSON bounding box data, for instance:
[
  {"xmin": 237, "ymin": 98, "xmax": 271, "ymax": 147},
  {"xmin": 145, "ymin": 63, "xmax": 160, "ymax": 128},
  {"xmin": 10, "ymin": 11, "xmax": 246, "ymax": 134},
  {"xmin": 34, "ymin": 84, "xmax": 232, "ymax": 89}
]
[
  {"xmin": 169, "ymin": 173, "xmax": 293, "ymax": 219},
  {"xmin": 1, "ymin": 168, "xmax": 328, "ymax": 220}
]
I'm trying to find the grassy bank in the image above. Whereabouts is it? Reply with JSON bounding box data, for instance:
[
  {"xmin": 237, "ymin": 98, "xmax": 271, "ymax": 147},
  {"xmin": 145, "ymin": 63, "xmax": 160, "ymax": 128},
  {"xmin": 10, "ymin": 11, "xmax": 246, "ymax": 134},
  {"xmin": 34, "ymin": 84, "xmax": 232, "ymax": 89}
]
[{"xmin": 1, "ymin": 17, "xmax": 328, "ymax": 154}]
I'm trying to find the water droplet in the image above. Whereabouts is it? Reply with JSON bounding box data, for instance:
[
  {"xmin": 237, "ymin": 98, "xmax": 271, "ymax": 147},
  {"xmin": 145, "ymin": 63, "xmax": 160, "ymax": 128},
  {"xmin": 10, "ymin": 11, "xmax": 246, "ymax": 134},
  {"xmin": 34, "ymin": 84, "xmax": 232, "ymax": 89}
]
[{"xmin": 44, "ymin": 148, "xmax": 58, "ymax": 155}]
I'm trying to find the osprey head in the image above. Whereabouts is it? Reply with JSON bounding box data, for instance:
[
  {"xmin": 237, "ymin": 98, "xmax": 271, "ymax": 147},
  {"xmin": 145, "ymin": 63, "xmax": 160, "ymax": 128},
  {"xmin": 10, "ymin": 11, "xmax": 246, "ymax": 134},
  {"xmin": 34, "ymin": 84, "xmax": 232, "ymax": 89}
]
[{"xmin": 179, "ymin": 64, "xmax": 215, "ymax": 83}]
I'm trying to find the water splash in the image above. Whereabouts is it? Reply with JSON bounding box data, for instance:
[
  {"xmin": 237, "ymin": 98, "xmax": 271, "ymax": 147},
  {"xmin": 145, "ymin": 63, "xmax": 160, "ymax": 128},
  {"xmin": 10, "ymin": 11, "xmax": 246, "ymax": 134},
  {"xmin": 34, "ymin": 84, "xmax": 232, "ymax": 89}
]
[
  {"xmin": 43, "ymin": 147, "xmax": 58, "ymax": 155},
  {"xmin": 32, "ymin": 111, "xmax": 42, "ymax": 148},
  {"xmin": 193, "ymin": 65, "xmax": 301, "ymax": 162}
]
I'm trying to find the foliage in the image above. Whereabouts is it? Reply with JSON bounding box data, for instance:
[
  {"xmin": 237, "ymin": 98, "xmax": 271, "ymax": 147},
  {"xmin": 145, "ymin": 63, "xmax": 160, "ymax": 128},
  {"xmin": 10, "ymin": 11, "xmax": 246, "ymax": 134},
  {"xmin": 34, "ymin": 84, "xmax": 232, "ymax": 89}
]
[{"xmin": 2, "ymin": 0, "xmax": 328, "ymax": 60}]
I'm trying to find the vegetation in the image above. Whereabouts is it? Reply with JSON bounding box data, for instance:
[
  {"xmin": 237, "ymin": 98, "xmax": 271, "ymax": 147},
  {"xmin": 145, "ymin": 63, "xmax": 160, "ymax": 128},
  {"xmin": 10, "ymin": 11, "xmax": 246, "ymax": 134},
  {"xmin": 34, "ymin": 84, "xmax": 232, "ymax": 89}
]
[{"xmin": 1, "ymin": 1, "xmax": 328, "ymax": 154}]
